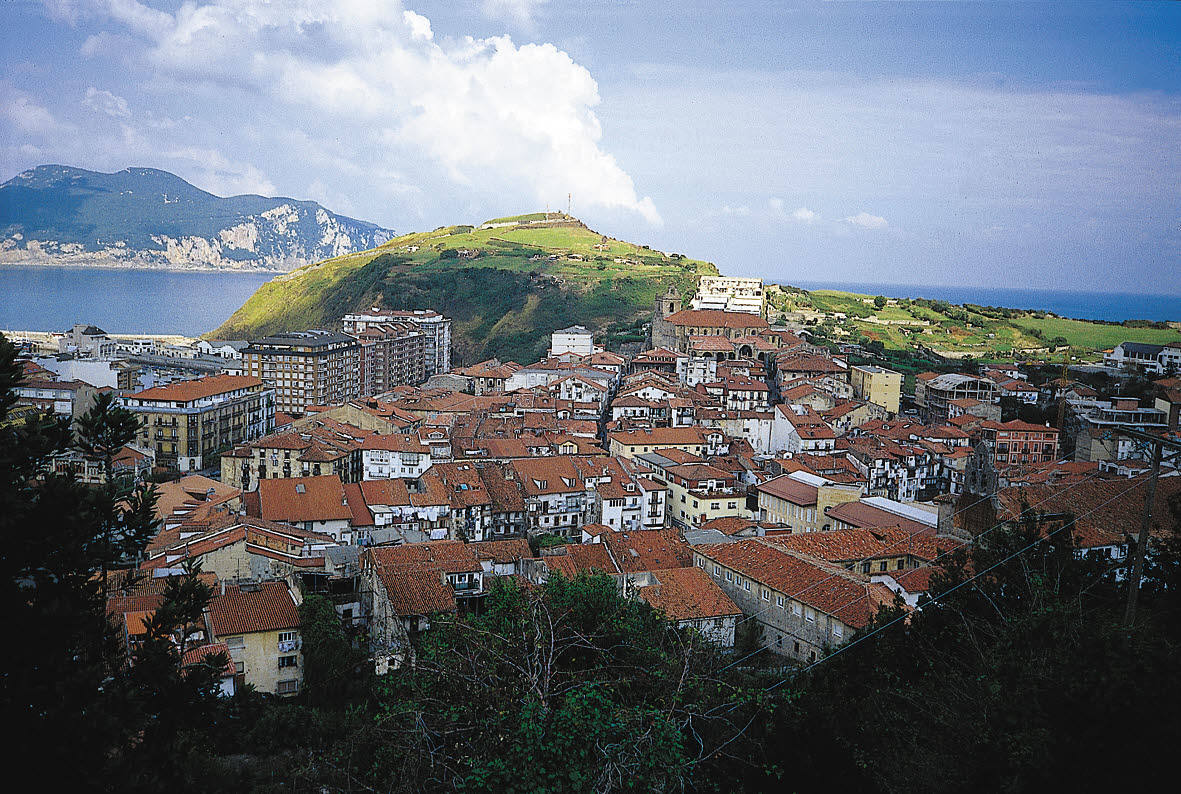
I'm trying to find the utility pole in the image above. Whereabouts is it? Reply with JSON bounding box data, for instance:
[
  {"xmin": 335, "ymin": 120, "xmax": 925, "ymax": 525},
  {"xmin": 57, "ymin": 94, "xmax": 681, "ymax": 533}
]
[
  {"xmin": 1120, "ymin": 428, "xmax": 1181, "ymax": 627},
  {"xmin": 1055, "ymin": 348, "xmax": 1070, "ymax": 431}
]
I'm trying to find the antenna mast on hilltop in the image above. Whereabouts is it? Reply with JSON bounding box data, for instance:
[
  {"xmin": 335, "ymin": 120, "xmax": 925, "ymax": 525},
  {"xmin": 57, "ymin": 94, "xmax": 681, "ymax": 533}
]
[{"xmin": 567, "ymin": 193, "xmax": 572, "ymax": 216}]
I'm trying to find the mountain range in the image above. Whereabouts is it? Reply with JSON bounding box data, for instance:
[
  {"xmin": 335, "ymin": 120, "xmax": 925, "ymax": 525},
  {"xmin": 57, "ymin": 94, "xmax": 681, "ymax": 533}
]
[{"xmin": 0, "ymin": 165, "xmax": 395, "ymax": 271}]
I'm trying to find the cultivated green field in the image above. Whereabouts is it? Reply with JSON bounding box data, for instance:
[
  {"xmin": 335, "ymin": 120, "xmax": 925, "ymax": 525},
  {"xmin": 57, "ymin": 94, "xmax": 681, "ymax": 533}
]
[{"xmin": 770, "ymin": 286, "xmax": 1180, "ymax": 359}]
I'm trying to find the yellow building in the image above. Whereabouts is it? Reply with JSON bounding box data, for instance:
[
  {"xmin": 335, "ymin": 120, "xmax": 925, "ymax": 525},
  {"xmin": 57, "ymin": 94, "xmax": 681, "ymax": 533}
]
[
  {"xmin": 208, "ymin": 581, "xmax": 303, "ymax": 696},
  {"xmin": 755, "ymin": 474, "xmax": 861, "ymax": 533},
  {"xmin": 122, "ymin": 373, "xmax": 275, "ymax": 473},
  {"xmin": 606, "ymin": 426, "xmax": 727, "ymax": 459},
  {"xmin": 849, "ymin": 365, "xmax": 902, "ymax": 415}
]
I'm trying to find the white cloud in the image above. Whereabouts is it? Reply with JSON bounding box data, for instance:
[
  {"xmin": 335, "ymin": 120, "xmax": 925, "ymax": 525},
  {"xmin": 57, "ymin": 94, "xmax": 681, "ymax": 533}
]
[
  {"xmin": 57, "ymin": 0, "xmax": 658, "ymax": 223},
  {"xmin": 83, "ymin": 86, "xmax": 131, "ymax": 118},
  {"xmin": 164, "ymin": 146, "xmax": 277, "ymax": 196},
  {"xmin": 482, "ymin": 0, "xmax": 548, "ymax": 29},
  {"xmin": 0, "ymin": 84, "xmax": 73, "ymax": 134},
  {"xmin": 768, "ymin": 197, "xmax": 818, "ymax": 224},
  {"xmin": 843, "ymin": 211, "xmax": 888, "ymax": 229}
]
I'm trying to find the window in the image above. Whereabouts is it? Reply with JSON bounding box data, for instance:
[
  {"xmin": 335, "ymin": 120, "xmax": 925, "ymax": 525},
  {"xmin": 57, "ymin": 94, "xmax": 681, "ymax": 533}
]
[
  {"xmin": 805, "ymin": 608, "xmax": 815, "ymax": 624},
  {"xmin": 725, "ymin": 571, "xmax": 732, "ymax": 582},
  {"xmin": 743, "ymin": 580, "xmax": 751, "ymax": 592},
  {"xmin": 896, "ymin": 559, "xmax": 905, "ymax": 570},
  {"xmin": 278, "ymin": 655, "xmax": 298, "ymax": 669},
  {"xmin": 714, "ymin": 565, "xmax": 722, "ymax": 576},
  {"xmin": 878, "ymin": 561, "xmax": 888, "ymax": 572},
  {"xmin": 276, "ymin": 680, "xmax": 299, "ymax": 695},
  {"xmin": 861, "ymin": 562, "xmax": 871, "ymax": 574},
  {"xmin": 832, "ymin": 625, "xmax": 843, "ymax": 639},
  {"xmin": 761, "ymin": 589, "xmax": 770, "ymax": 601},
  {"xmin": 697, "ymin": 558, "xmax": 705, "ymax": 568},
  {"xmin": 792, "ymin": 602, "xmax": 802, "ymax": 616},
  {"xmin": 776, "ymin": 595, "xmax": 784, "ymax": 607},
  {"xmin": 226, "ymin": 636, "xmax": 245, "ymax": 650},
  {"xmin": 278, "ymin": 631, "xmax": 296, "ymax": 643}
]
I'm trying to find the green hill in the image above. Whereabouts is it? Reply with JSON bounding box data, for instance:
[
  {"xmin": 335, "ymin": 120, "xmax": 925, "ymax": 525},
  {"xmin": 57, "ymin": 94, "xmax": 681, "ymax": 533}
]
[
  {"xmin": 211, "ymin": 213, "xmax": 718, "ymax": 363},
  {"xmin": 768, "ymin": 285, "xmax": 1181, "ymax": 359}
]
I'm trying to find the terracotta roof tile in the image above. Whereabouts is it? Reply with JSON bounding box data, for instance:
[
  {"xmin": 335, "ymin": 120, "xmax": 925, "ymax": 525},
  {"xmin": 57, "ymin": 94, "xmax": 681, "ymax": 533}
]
[{"xmin": 208, "ymin": 581, "xmax": 300, "ymax": 637}]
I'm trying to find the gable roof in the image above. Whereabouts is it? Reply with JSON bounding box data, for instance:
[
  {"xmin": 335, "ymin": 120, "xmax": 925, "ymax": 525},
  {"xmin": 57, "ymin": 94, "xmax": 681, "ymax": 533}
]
[
  {"xmin": 208, "ymin": 581, "xmax": 300, "ymax": 637},
  {"xmin": 257, "ymin": 476, "xmax": 352, "ymax": 523},
  {"xmin": 695, "ymin": 539, "xmax": 899, "ymax": 628},
  {"xmin": 635, "ymin": 567, "xmax": 742, "ymax": 620}
]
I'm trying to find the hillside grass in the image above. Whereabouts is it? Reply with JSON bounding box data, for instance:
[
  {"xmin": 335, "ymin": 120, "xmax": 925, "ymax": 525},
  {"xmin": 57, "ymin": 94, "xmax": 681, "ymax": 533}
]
[
  {"xmin": 770, "ymin": 285, "xmax": 1180, "ymax": 358},
  {"xmin": 211, "ymin": 216, "xmax": 717, "ymax": 363}
]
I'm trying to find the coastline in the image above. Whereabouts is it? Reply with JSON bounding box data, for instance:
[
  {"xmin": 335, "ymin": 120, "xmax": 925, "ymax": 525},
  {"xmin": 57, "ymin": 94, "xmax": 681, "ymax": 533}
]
[{"xmin": 0, "ymin": 260, "xmax": 285, "ymax": 275}]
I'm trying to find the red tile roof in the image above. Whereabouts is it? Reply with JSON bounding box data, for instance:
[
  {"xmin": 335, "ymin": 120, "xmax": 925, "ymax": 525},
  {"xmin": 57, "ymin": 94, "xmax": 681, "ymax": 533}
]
[
  {"xmin": 663, "ymin": 309, "xmax": 770, "ymax": 329},
  {"xmin": 696, "ymin": 539, "xmax": 899, "ymax": 628},
  {"xmin": 257, "ymin": 476, "xmax": 353, "ymax": 523},
  {"xmin": 756, "ymin": 475, "xmax": 819, "ymax": 506},
  {"xmin": 130, "ymin": 374, "xmax": 264, "ymax": 403},
  {"xmin": 208, "ymin": 581, "xmax": 300, "ymax": 637},
  {"xmin": 636, "ymin": 567, "xmax": 742, "ymax": 620}
]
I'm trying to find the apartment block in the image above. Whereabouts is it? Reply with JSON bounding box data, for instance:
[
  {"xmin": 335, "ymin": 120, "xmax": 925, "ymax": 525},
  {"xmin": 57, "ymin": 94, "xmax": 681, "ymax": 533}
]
[
  {"xmin": 242, "ymin": 330, "xmax": 361, "ymax": 415},
  {"xmin": 122, "ymin": 374, "xmax": 274, "ymax": 472},
  {"xmin": 849, "ymin": 364, "xmax": 902, "ymax": 415},
  {"xmin": 342, "ymin": 309, "xmax": 452, "ymax": 377}
]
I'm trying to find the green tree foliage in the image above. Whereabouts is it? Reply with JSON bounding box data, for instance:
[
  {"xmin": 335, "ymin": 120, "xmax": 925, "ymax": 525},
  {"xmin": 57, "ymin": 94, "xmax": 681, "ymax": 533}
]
[
  {"xmin": 725, "ymin": 516, "xmax": 1181, "ymax": 793},
  {"xmin": 299, "ymin": 593, "xmax": 372, "ymax": 706},
  {"xmin": 0, "ymin": 333, "xmax": 225, "ymax": 789},
  {"xmin": 873, "ymin": 295, "xmax": 887, "ymax": 309}
]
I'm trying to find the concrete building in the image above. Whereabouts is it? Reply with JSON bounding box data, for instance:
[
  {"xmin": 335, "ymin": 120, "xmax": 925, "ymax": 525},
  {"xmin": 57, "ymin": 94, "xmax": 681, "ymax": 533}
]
[
  {"xmin": 694, "ymin": 539, "xmax": 896, "ymax": 663},
  {"xmin": 916, "ymin": 373, "xmax": 998, "ymax": 423},
  {"xmin": 549, "ymin": 325, "xmax": 595, "ymax": 356},
  {"xmin": 689, "ymin": 276, "xmax": 765, "ymax": 316},
  {"xmin": 849, "ymin": 364, "xmax": 902, "ymax": 415},
  {"xmin": 58, "ymin": 324, "xmax": 116, "ymax": 357},
  {"xmin": 341, "ymin": 309, "xmax": 452, "ymax": 377},
  {"xmin": 1104, "ymin": 341, "xmax": 1181, "ymax": 375},
  {"xmin": 352, "ymin": 322, "xmax": 427, "ymax": 395},
  {"xmin": 122, "ymin": 374, "xmax": 274, "ymax": 473},
  {"xmin": 208, "ymin": 581, "xmax": 303, "ymax": 697},
  {"xmin": 242, "ymin": 330, "xmax": 362, "ymax": 415},
  {"xmin": 755, "ymin": 472, "xmax": 862, "ymax": 533},
  {"xmin": 13, "ymin": 377, "xmax": 98, "ymax": 421}
]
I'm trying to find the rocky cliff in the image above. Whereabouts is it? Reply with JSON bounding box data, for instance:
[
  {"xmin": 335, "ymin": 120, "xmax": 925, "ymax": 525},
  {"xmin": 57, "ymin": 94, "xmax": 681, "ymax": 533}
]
[{"xmin": 0, "ymin": 165, "xmax": 395, "ymax": 271}]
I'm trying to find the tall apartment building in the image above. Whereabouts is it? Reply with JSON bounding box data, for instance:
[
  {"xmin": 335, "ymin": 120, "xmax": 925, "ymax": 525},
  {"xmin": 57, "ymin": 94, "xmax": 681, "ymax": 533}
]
[
  {"xmin": 242, "ymin": 331, "xmax": 361, "ymax": 415},
  {"xmin": 121, "ymin": 373, "xmax": 275, "ymax": 472},
  {"xmin": 849, "ymin": 365, "xmax": 902, "ymax": 415},
  {"xmin": 342, "ymin": 309, "xmax": 452, "ymax": 377},
  {"xmin": 353, "ymin": 322, "xmax": 427, "ymax": 395}
]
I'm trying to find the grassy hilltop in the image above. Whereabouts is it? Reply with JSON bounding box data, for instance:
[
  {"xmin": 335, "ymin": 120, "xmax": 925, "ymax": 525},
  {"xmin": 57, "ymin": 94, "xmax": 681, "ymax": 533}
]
[{"xmin": 212, "ymin": 213, "xmax": 718, "ymax": 364}]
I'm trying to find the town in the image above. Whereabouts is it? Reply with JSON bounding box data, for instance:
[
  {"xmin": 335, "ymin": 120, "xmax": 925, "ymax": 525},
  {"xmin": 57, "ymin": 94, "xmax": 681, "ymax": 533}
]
[{"xmin": 7, "ymin": 273, "xmax": 1179, "ymax": 698}]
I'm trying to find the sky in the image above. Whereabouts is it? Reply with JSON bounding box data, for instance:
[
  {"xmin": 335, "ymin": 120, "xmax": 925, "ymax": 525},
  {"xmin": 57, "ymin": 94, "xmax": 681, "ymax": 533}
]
[{"xmin": 2, "ymin": 1, "xmax": 1179, "ymax": 295}]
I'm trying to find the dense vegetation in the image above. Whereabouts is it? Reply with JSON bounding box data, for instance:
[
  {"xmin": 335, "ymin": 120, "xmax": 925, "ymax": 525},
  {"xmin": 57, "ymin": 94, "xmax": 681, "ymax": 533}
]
[
  {"xmin": 4, "ymin": 330, "xmax": 1180, "ymax": 791},
  {"xmin": 211, "ymin": 214, "xmax": 718, "ymax": 363}
]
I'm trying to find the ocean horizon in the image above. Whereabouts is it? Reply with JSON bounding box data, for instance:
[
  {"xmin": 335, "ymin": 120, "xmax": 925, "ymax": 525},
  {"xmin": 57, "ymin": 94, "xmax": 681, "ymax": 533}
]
[
  {"xmin": 785, "ymin": 280, "xmax": 1180, "ymax": 324},
  {"xmin": 1, "ymin": 266, "xmax": 1178, "ymax": 338}
]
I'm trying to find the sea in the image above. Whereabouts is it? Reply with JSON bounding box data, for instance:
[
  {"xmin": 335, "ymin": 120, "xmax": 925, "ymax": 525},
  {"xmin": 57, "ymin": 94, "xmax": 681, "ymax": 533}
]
[
  {"xmin": 0, "ymin": 265, "xmax": 275, "ymax": 337},
  {"xmin": 1, "ymin": 266, "xmax": 1178, "ymax": 338},
  {"xmin": 787, "ymin": 280, "xmax": 1181, "ymax": 324}
]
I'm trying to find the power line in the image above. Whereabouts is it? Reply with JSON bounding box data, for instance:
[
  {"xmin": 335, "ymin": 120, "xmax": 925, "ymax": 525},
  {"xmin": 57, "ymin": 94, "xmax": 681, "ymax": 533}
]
[
  {"xmin": 716, "ymin": 466, "xmax": 1123, "ymax": 673},
  {"xmin": 761, "ymin": 473, "xmax": 1150, "ymax": 694}
]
